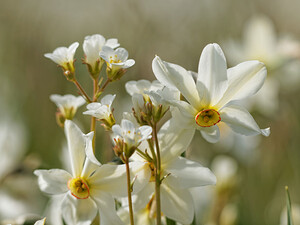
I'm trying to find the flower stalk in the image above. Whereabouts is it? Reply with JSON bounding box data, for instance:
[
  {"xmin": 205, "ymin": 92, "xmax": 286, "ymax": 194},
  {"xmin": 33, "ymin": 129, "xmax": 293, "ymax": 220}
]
[{"xmin": 125, "ymin": 157, "xmax": 135, "ymax": 225}]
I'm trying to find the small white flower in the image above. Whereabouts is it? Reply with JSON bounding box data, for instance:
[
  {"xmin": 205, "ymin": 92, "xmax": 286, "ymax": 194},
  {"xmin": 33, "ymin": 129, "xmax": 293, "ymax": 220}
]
[
  {"xmin": 153, "ymin": 43, "xmax": 270, "ymax": 143},
  {"xmin": 34, "ymin": 120, "xmax": 148, "ymax": 225},
  {"xmin": 50, "ymin": 94, "xmax": 85, "ymax": 119},
  {"xmin": 100, "ymin": 46, "xmax": 135, "ymax": 69},
  {"xmin": 130, "ymin": 119, "xmax": 216, "ymax": 224},
  {"xmin": 125, "ymin": 80, "xmax": 164, "ymax": 97},
  {"xmin": 112, "ymin": 119, "xmax": 152, "ymax": 152},
  {"xmin": 83, "ymin": 34, "xmax": 120, "ymax": 73},
  {"xmin": 83, "ymin": 94, "xmax": 116, "ymax": 120},
  {"xmin": 44, "ymin": 42, "xmax": 79, "ymax": 72}
]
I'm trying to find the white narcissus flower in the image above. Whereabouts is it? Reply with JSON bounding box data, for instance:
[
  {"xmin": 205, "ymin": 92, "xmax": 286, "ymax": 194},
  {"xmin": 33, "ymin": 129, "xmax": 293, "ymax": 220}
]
[
  {"xmin": 34, "ymin": 120, "xmax": 149, "ymax": 225},
  {"xmin": 50, "ymin": 94, "xmax": 85, "ymax": 120},
  {"xmin": 152, "ymin": 43, "xmax": 270, "ymax": 143},
  {"xmin": 83, "ymin": 34, "xmax": 120, "ymax": 74},
  {"xmin": 44, "ymin": 42, "xmax": 79, "ymax": 72},
  {"xmin": 83, "ymin": 94, "xmax": 115, "ymax": 120},
  {"xmin": 130, "ymin": 119, "xmax": 216, "ymax": 224}
]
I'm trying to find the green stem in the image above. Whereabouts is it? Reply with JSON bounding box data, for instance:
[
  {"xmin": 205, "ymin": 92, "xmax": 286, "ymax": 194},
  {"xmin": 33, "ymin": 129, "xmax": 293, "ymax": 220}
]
[
  {"xmin": 90, "ymin": 78, "xmax": 98, "ymax": 152},
  {"xmin": 153, "ymin": 123, "xmax": 162, "ymax": 225},
  {"xmin": 73, "ymin": 80, "xmax": 92, "ymax": 103},
  {"xmin": 125, "ymin": 158, "xmax": 135, "ymax": 225}
]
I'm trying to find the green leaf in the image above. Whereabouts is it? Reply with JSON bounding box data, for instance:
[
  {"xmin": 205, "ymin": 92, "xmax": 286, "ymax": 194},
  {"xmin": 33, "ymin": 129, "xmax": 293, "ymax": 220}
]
[{"xmin": 285, "ymin": 186, "xmax": 294, "ymax": 225}]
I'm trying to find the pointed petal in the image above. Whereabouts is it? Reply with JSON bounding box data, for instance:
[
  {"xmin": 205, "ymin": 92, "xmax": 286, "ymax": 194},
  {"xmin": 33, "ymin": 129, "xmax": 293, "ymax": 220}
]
[
  {"xmin": 199, "ymin": 125, "xmax": 220, "ymax": 143},
  {"xmin": 34, "ymin": 169, "xmax": 71, "ymax": 195},
  {"xmin": 220, "ymin": 104, "xmax": 270, "ymax": 136},
  {"xmin": 197, "ymin": 43, "xmax": 228, "ymax": 105},
  {"xmin": 91, "ymin": 191, "xmax": 124, "ymax": 225},
  {"xmin": 64, "ymin": 120, "xmax": 86, "ymax": 177},
  {"xmin": 34, "ymin": 218, "xmax": 46, "ymax": 225},
  {"xmin": 132, "ymin": 183, "xmax": 154, "ymax": 212},
  {"xmin": 81, "ymin": 132, "xmax": 101, "ymax": 178},
  {"xmin": 165, "ymin": 157, "xmax": 216, "ymax": 189},
  {"xmin": 159, "ymin": 119, "xmax": 195, "ymax": 164},
  {"xmin": 161, "ymin": 183, "xmax": 194, "ymax": 224},
  {"xmin": 152, "ymin": 56, "xmax": 200, "ymax": 108},
  {"xmin": 62, "ymin": 193, "xmax": 98, "ymax": 225},
  {"xmin": 216, "ymin": 60, "xmax": 267, "ymax": 108}
]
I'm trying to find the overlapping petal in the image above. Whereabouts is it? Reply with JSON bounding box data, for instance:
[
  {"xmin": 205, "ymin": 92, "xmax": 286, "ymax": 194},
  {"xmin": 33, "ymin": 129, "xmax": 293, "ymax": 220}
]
[{"xmin": 199, "ymin": 125, "xmax": 220, "ymax": 143}]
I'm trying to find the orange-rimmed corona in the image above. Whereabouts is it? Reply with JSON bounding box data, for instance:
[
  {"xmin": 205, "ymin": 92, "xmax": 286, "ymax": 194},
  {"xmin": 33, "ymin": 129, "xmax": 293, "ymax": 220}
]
[
  {"xmin": 195, "ymin": 109, "xmax": 221, "ymax": 127},
  {"xmin": 68, "ymin": 177, "xmax": 90, "ymax": 199}
]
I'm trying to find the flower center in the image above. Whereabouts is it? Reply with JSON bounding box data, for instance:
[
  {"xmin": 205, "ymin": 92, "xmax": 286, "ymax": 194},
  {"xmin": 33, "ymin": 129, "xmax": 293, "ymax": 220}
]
[
  {"xmin": 68, "ymin": 177, "xmax": 90, "ymax": 199},
  {"xmin": 109, "ymin": 55, "xmax": 122, "ymax": 64},
  {"xmin": 195, "ymin": 109, "xmax": 221, "ymax": 127}
]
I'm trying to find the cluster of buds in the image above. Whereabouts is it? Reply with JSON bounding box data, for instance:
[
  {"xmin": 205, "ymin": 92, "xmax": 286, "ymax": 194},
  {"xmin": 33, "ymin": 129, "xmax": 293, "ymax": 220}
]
[{"xmin": 111, "ymin": 119, "xmax": 152, "ymax": 160}]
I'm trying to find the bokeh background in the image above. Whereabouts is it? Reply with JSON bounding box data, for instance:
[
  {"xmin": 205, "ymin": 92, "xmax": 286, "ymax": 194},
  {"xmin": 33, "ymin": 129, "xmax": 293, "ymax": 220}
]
[{"xmin": 1, "ymin": 0, "xmax": 300, "ymax": 224}]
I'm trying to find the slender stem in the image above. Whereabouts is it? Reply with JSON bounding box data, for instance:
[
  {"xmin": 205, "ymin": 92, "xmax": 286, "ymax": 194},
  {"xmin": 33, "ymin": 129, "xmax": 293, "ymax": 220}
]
[
  {"xmin": 153, "ymin": 123, "xmax": 162, "ymax": 225},
  {"xmin": 90, "ymin": 78, "xmax": 98, "ymax": 151},
  {"xmin": 73, "ymin": 80, "xmax": 92, "ymax": 103},
  {"xmin": 125, "ymin": 158, "xmax": 135, "ymax": 225},
  {"xmin": 98, "ymin": 78, "xmax": 111, "ymax": 93}
]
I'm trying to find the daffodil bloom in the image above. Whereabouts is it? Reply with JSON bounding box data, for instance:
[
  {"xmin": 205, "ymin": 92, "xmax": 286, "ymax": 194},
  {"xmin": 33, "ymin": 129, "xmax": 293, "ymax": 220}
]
[
  {"xmin": 83, "ymin": 34, "xmax": 120, "ymax": 76},
  {"xmin": 112, "ymin": 119, "xmax": 152, "ymax": 158},
  {"xmin": 44, "ymin": 42, "xmax": 79, "ymax": 74},
  {"xmin": 100, "ymin": 46, "xmax": 135, "ymax": 80},
  {"xmin": 50, "ymin": 94, "xmax": 85, "ymax": 120},
  {"xmin": 83, "ymin": 94, "xmax": 116, "ymax": 129},
  {"xmin": 152, "ymin": 43, "xmax": 270, "ymax": 143},
  {"xmin": 130, "ymin": 119, "xmax": 216, "ymax": 224},
  {"xmin": 34, "ymin": 120, "xmax": 149, "ymax": 225}
]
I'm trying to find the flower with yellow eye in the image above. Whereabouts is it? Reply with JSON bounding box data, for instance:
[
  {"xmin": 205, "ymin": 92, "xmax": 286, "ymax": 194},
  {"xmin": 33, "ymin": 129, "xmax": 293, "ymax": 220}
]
[
  {"xmin": 34, "ymin": 120, "xmax": 148, "ymax": 225},
  {"xmin": 152, "ymin": 43, "xmax": 270, "ymax": 143},
  {"xmin": 100, "ymin": 46, "xmax": 135, "ymax": 80}
]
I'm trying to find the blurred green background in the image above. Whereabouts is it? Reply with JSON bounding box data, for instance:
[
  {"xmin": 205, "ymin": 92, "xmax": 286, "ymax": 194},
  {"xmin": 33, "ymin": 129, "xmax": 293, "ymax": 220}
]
[{"xmin": 0, "ymin": 0, "xmax": 300, "ymax": 224}]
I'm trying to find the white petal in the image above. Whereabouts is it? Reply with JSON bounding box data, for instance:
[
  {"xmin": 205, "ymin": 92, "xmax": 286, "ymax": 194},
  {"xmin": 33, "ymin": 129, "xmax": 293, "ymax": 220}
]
[
  {"xmin": 132, "ymin": 183, "xmax": 154, "ymax": 212},
  {"xmin": 200, "ymin": 125, "xmax": 220, "ymax": 143},
  {"xmin": 64, "ymin": 120, "xmax": 86, "ymax": 177},
  {"xmin": 161, "ymin": 183, "xmax": 194, "ymax": 224},
  {"xmin": 34, "ymin": 169, "xmax": 71, "ymax": 195},
  {"xmin": 61, "ymin": 193, "xmax": 98, "ymax": 225},
  {"xmin": 91, "ymin": 191, "xmax": 124, "ymax": 225},
  {"xmin": 105, "ymin": 38, "xmax": 120, "ymax": 49},
  {"xmin": 165, "ymin": 157, "xmax": 216, "ymax": 189},
  {"xmin": 101, "ymin": 94, "xmax": 116, "ymax": 106},
  {"xmin": 68, "ymin": 42, "xmax": 79, "ymax": 60},
  {"xmin": 216, "ymin": 60, "xmax": 267, "ymax": 108},
  {"xmin": 138, "ymin": 126, "xmax": 152, "ymax": 142},
  {"xmin": 121, "ymin": 119, "xmax": 135, "ymax": 134},
  {"xmin": 124, "ymin": 59, "xmax": 135, "ymax": 68},
  {"xmin": 170, "ymin": 100, "xmax": 198, "ymax": 119},
  {"xmin": 197, "ymin": 43, "xmax": 228, "ymax": 105},
  {"xmin": 152, "ymin": 56, "xmax": 200, "ymax": 108},
  {"xmin": 116, "ymin": 48, "xmax": 129, "ymax": 61},
  {"xmin": 100, "ymin": 46, "xmax": 115, "ymax": 62},
  {"xmin": 159, "ymin": 119, "xmax": 195, "ymax": 164},
  {"xmin": 220, "ymin": 104, "xmax": 270, "ymax": 136},
  {"xmin": 34, "ymin": 218, "xmax": 46, "ymax": 225},
  {"xmin": 88, "ymin": 164, "xmax": 128, "ymax": 197},
  {"xmin": 81, "ymin": 132, "xmax": 101, "ymax": 178}
]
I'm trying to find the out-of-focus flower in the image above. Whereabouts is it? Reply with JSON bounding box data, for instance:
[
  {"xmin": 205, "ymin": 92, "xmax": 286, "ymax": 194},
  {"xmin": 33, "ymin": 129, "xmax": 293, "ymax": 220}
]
[
  {"xmin": 130, "ymin": 119, "xmax": 216, "ymax": 224},
  {"xmin": 44, "ymin": 42, "xmax": 79, "ymax": 77},
  {"xmin": 112, "ymin": 119, "xmax": 152, "ymax": 158},
  {"xmin": 100, "ymin": 46, "xmax": 135, "ymax": 80},
  {"xmin": 83, "ymin": 34, "xmax": 120, "ymax": 77},
  {"xmin": 153, "ymin": 43, "xmax": 270, "ymax": 143},
  {"xmin": 34, "ymin": 120, "xmax": 148, "ymax": 225},
  {"xmin": 280, "ymin": 203, "xmax": 300, "ymax": 225},
  {"xmin": 0, "ymin": 119, "xmax": 27, "ymax": 181},
  {"xmin": 83, "ymin": 94, "xmax": 116, "ymax": 129},
  {"xmin": 50, "ymin": 94, "xmax": 85, "ymax": 126},
  {"xmin": 219, "ymin": 203, "xmax": 238, "ymax": 225}
]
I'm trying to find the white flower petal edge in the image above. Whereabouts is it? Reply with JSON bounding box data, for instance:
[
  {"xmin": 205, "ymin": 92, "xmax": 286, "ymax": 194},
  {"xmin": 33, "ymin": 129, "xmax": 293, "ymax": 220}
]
[
  {"xmin": 34, "ymin": 169, "xmax": 72, "ymax": 195},
  {"xmin": 165, "ymin": 157, "xmax": 216, "ymax": 189},
  {"xmin": 34, "ymin": 218, "xmax": 46, "ymax": 225},
  {"xmin": 220, "ymin": 104, "xmax": 270, "ymax": 136},
  {"xmin": 197, "ymin": 43, "xmax": 228, "ymax": 106},
  {"xmin": 61, "ymin": 193, "xmax": 98, "ymax": 225}
]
